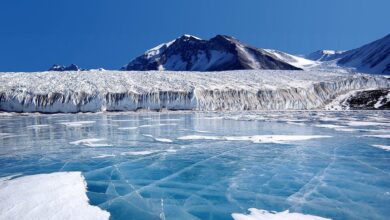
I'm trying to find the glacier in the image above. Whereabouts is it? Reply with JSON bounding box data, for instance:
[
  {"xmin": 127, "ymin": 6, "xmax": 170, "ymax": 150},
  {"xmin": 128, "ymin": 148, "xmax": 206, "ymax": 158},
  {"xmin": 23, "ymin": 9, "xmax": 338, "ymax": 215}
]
[{"xmin": 0, "ymin": 70, "xmax": 389, "ymax": 113}]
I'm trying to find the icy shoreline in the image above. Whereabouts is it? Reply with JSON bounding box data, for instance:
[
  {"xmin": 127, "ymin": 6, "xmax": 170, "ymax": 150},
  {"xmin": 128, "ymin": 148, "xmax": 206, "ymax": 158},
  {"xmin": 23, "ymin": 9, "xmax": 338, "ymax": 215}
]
[{"xmin": 0, "ymin": 70, "xmax": 388, "ymax": 113}]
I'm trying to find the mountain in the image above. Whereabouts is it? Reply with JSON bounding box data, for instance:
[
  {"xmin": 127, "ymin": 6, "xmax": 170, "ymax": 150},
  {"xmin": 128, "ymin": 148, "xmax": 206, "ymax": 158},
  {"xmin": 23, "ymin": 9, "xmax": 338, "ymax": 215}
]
[
  {"xmin": 49, "ymin": 64, "xmax": 83, "ymax": 71},
  {"xmin": 121, "ymin": 35, "xmax": 302, "ymax": 71},
  {"xmin": 305, "ymin": 34, "xmax": 390, "ymax": 74},
  {"xmin": 305, "ymin": 50, "xmax": 345, "ymax": 61},
  {"xmin": 338, "ymin": 34, "xmax": 390, "ymax": 74}
]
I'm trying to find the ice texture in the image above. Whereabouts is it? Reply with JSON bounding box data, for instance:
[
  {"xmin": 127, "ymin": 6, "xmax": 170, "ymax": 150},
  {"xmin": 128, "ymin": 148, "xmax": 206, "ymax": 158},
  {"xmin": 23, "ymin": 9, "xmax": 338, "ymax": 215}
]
[
  {"xmin": 0, "ymin": 70, "xmax": 389, "ymax": 113},
  {"xmin": 177, "ymin": 135, "xmax": 331, "ymax": 144},
  {"xmin": 0, "ymin": 172, "xmax": 110, "ymax": 220},
  {"xmin": 0, "ymin": 111, "xmax": 389, "ymax": 220}
]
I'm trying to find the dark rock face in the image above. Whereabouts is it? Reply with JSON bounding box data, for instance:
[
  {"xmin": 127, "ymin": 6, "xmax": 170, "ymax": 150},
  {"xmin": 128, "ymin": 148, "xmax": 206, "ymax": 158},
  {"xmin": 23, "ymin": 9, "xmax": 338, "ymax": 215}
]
[
  {"xmin": 48, "ymin": 64, "xmax": 83, "ymax": 71},
  {"xmin": 346, "ymin": 89, "xmax": 390, "ymax": 110},
  {"xmin": 122, "ymin": 35, "xmax": 302, "ymax": 71}
]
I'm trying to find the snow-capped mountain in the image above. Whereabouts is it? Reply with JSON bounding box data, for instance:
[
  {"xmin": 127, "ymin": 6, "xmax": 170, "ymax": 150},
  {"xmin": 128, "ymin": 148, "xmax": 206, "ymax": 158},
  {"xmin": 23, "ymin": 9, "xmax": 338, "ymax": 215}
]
[
  {"xmin": 49, "ymin": 64, "xmax": 83, "ymax": 71},
  {"xmin": 305, "ymin": 50, "xmax": 345, "ymax": 61},
  {"xmin": 305, "ymin": 34, "xmax": 390, "ymax": 74},
  {"xmin": 48, "ymin": 65, "xmax": 106, "ymax": 72},
  {"xmin": 121, "ymin": 35, "xmax": 302, "ymax": 71},
  {"xmin": 338, "ymin": 34, "xmax": 390, "ymax": 75}
]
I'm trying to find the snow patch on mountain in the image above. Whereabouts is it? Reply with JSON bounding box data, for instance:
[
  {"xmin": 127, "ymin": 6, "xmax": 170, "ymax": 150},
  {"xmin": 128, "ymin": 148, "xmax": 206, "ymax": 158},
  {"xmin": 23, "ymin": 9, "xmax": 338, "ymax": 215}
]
[
  {"xmin": 265, "ymin": 49, "xmax": 319, "ymax": 69},
  {"xmin": 306, "ymin": 50, "xmax": 346, "ymax": 61}
]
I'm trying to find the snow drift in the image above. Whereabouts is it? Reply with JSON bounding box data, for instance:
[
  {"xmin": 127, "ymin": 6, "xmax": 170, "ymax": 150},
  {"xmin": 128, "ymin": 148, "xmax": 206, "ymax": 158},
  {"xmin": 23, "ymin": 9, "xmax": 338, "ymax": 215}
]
[
  {"xmin": 0, "ymin": 172, "xmax": 110, "ymax": 220},
  {"xmin": 0, "ymin": 70, "xmax": 389, "ymax": 113}
]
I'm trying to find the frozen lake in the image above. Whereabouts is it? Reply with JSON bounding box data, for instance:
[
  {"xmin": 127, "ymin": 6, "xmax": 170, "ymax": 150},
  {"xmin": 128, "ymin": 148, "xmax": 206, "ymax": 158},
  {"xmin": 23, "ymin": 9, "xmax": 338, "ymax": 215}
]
[{"xmin": 0, "ymin": 111, "xmax": 389, "ymax": 220}]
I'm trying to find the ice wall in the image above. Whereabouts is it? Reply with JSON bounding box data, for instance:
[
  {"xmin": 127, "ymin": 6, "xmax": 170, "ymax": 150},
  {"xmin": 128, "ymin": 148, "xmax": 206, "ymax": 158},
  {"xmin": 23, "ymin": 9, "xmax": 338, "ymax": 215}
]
[{"xmin": 0, "ymin": 70, "xmax": 388, "ymax": 113}]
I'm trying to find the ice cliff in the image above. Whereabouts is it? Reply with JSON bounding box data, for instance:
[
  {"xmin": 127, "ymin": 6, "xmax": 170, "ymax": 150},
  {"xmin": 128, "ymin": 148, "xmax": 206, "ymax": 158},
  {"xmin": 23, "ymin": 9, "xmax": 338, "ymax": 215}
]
[{"xmin": 0, "ymin": 70, "xmax": 389, "ymax": 113}]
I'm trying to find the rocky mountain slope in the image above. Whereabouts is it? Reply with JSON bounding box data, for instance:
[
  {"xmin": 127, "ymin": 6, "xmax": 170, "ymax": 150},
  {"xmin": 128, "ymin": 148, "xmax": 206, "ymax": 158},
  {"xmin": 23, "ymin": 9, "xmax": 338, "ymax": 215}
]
[
  {"xmin": 306, "ymin": 34, "xmax": 390, "ymax": 74},
  {"xmin": 121, "ymin": 35, "xmax": 302, "ymax": 71}
]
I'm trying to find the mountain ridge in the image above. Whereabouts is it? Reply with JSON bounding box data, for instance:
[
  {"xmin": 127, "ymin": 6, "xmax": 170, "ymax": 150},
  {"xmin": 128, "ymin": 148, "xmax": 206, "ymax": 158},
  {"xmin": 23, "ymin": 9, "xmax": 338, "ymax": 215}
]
[
  {"xmin": 121, "ymin": 34, "xmax": 302, "ymax": 71},
  {"xmin": 47, "ymin": 33, "xmax": 390, "ymax": 75},
  {"xmin": 305, "ymin": 34, "xmax": 390, "ymax": 74}
]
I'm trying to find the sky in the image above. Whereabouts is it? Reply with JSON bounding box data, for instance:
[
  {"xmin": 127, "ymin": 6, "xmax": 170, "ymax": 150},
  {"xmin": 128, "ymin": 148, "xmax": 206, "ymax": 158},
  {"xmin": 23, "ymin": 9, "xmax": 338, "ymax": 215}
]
[{"xmin": 0, "ymin": 0, "xmax": 389, "ymax": 72}]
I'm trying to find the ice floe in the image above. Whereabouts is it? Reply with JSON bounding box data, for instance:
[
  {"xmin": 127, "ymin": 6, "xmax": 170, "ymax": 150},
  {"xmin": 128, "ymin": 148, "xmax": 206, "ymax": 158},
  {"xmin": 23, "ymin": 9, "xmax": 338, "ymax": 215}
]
[
  {"xmin": 371, "ymin": 145, "xmax": 390, "ymax": 151},
  {"xmin": 232, "ymin": 208, "xmax": 330, "ymax": 220},
  {"xmin": 121, "ymin": 150, "xmax": 159, "ymax": 156},
  {"xmin": 26, "ymin": 124, "xmax": 50, "ymax": 129},
  {"xmin": 139, "ymin": 123, "xmax": 177, "ymax": 128},
  {"xmin": 155, "ymin": 138, "xmax": 173, "ymax": 143},
  {"xmin": 92, "ymin": 154, "xmax": 116, "ymax": 158},
  {"xmin": 69, "ymin": 138, "xmax": 112, "ymax": 147},
  {"xmin": 60, "ymin": 121, "xmax": 96, "ymax": 127},
  {"xmin": 314, "ymin": 124, "xmax": 346, "ymax": 129},
  {"xmin": 347, "ymin": 121, "xmax": 389, "ymax": 127},
  {"xmin": 0, "ymin": 172, "xmax": 110, "ymax": 220},
  {"xmin": 118, "ymin": 126, "xmax": 138, "ymax": 130},
  {"xmin": 143, "ymin": 134, "xmax": 173, "ymax": 143}
]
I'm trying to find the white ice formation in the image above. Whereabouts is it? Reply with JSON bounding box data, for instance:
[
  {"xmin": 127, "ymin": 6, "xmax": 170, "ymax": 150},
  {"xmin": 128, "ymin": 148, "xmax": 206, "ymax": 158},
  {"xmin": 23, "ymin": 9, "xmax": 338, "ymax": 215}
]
[
  {"xmin": 0, "ymin": 70, "xmax": 388, "ymax": 113},
  {"xmin": 0, "ymin": 172, "xmax": 110, "ymax": 220},
  {"xmin": 232, "ymin": 208, "xmax": 330, "ymax": 220}
]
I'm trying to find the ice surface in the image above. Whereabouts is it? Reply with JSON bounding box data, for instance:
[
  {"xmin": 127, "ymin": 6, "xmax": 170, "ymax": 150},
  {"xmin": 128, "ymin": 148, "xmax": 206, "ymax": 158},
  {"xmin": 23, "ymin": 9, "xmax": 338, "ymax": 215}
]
[
  {"xmin": 0, "ymin": 172, "xmax": 109, "ymax": 220},
  {"xmin": 314, "ymin": 124, "xmax": 346, "ymax": 129},
  {"xmin": 93, "ymin": 154, "xmax": 116, "ymax": 158},
  {"xmin": 364, "ymin": 135, "xmax": 390, "ymax": 139},
  {"xmin": 232, "ymin": 208, "xmax": 330, "ymax": 220},
  {"xmin": 0, "ymin": 111, "xmax": 389, "ymax": 220},
  {"xmin": 0, "ymin": 70, "xmax": 389, "ymax": 112},
  {"xmin": 177, "ymin": 135, "xmax": 331, "ymax": 144},
  {"xmin": 347, "ymin": 121, "xmax": 390, "ymax": 127}
]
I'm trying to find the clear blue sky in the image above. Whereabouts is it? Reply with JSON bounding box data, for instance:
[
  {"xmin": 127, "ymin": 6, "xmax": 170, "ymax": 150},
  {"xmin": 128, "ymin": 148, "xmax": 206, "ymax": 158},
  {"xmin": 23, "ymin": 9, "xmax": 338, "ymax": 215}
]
[{"xmin": 0, "ymin": 0, "xmax": 389, "ymax": 71}]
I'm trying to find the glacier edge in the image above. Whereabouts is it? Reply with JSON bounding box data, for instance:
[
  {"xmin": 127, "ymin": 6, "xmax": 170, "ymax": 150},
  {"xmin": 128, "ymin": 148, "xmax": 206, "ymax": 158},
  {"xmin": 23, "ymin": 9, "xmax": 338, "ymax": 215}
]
[{"xmin": 0, "ymin": 70, "xmax": 389, "ymax": 113}]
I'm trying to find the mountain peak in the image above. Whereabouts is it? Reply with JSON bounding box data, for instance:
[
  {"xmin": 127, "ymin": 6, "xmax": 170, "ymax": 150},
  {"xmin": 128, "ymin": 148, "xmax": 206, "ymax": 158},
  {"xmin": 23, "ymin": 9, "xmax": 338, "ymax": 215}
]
[
  {"xmin": 212, "ymin": 34, "xmax": 234, "ymax": 40},
  {"xmin": 49, "ymin": 64, "xmax": 83, "ymax": 71},
  {"xmin": 179, "ymin": 34, "xmax": 202, "ymax": 40},
  {"xmin": 122, "ymin": 34, "xmax": 301, "ymax": 71}
]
